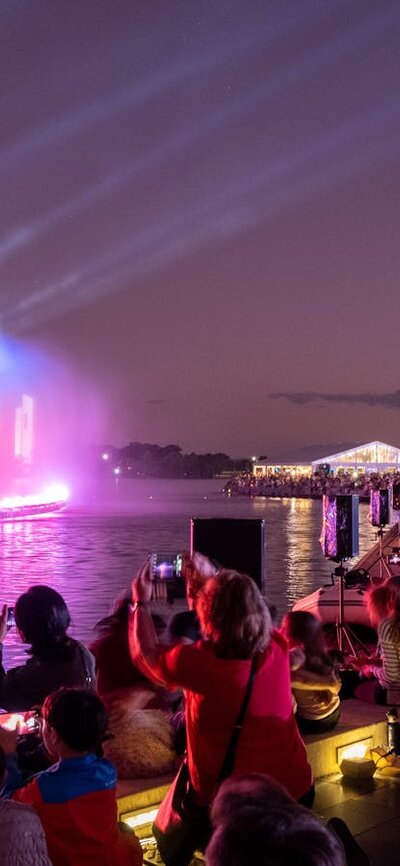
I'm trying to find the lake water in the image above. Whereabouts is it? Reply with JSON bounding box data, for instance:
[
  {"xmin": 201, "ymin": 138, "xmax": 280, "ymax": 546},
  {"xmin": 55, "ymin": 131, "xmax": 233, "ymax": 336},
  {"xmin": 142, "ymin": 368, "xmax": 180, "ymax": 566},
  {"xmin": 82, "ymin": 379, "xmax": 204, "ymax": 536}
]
[{"xmin": 0, "ymin": 478, "xmax": 377, "ymax": 668}]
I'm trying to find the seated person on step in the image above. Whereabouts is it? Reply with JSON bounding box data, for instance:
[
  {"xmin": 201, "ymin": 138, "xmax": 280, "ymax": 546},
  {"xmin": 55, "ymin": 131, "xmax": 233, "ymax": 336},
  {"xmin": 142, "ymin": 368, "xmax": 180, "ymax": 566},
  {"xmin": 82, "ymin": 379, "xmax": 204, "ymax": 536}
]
[
  {"xmin": 352, "ymin": 583, "xmax": 400, "ymax": 705},
  {"xmin": 0, "ymin": 688, "xmax": 142, "ymax": 866},
  {"xmin": 281, "ymin": 611, "xmax": 340, "ymax": 732}
]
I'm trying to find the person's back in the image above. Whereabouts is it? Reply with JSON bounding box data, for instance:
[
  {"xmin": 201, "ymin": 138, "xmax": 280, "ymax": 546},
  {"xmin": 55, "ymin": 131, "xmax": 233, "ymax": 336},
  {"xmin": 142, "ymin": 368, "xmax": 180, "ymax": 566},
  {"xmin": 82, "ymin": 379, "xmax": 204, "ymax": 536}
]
[
  {"xmin": 0, "ymin": 745, "xmax": 52, "ymax": 866},
  {"xmin": 357, "ymin": 581, "xmax": 400, "ymax": 704},
  {"xmin": 130, "ymin": 569, "xmax": 312, "ymax": 805},
  {"xmin": 0, "ymin": 798, "xmax": 52, "ymax": 866},
  {"xmin": 90, "ymin": 598, "xmax": 167, "ymax": 699},
  {"xmin": 14, "ymin": 753, "xmax": 138, "ymax": 866},
  {"xmin": 2, "ymin": 639, "xmax": 95, "ymax": 711},
  {"xmin": 373, "ymin": 615, "xmax": 400, "ymax": 703},
  {"xmin": 0, "ymin": 586, "xmax": 95, "ymax": 711},
  {"xmin": 281, "ymin": 612, "xmax": 340, "ymax": 733},
  {"xmin": 289, "ymin": 661, "xmax": 340, "ymax": 724},
  {"xmin": 11, "ymin": 688, "xmax": 142, "ymax": 866},
  {"xmin": 170, "ymin": 631, "xmax": 312, "ymax": 805}
]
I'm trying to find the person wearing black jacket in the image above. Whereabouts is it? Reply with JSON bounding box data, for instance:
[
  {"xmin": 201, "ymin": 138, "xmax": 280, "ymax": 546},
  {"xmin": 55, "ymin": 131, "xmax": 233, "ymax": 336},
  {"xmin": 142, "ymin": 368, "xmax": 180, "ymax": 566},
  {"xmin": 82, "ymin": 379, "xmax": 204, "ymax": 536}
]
[{"xmin": 0, "ymin": 585, "xmax": 94, "ymax": 711}]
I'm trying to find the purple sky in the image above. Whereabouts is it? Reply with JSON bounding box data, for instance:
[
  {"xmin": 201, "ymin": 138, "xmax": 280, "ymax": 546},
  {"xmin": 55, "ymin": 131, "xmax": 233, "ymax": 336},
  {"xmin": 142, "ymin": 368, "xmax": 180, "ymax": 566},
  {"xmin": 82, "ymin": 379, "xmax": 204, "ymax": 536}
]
[{"xmin": 1, "ymin": 0, "xmax": 400, "ymax": 458}]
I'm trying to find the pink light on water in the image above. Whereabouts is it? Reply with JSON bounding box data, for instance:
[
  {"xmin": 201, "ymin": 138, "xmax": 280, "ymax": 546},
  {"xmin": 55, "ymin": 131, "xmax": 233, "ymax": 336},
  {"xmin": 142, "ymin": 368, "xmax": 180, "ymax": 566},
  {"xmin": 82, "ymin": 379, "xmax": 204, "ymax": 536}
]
[{"xmin": 0, "ymin": 483, "xmax": 69, "ymax": 510}]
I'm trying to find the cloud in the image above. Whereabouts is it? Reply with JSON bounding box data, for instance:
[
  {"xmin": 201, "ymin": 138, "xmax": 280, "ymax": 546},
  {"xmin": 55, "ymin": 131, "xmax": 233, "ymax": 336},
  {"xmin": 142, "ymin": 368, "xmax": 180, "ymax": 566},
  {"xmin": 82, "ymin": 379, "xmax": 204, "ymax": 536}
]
[{"xmin": 270, "ymin": 391, "xmax": 400, "ymax": 409}]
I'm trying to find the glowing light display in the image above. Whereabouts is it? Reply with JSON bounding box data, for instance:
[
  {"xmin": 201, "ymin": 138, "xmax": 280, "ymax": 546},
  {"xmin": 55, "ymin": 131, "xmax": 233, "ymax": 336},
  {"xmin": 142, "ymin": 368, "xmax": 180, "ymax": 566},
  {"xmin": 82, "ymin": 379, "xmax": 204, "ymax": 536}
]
[
  {"xmin": 0, "ymin": 483, "xmax": 69, "ymax": 511},
  {"xmin": 14, "ymin": 393, "xmax": 34, "ymax": 463}
]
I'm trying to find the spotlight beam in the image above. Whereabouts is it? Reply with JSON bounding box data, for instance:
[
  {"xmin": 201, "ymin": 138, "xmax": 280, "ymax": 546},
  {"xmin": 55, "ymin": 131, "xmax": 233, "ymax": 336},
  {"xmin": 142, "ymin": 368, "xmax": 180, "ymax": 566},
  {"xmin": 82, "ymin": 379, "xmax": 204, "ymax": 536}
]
[
  {"xmin": 4, "ymin": 95, "xmax": 399, "ymax": 332},
  {"xmin": 0, "ymin": 2, "xmax": 397, "ymax": 267},
  {"xmin": 0, "ymin": 0, "xmax": 324, "ymax": 171}
]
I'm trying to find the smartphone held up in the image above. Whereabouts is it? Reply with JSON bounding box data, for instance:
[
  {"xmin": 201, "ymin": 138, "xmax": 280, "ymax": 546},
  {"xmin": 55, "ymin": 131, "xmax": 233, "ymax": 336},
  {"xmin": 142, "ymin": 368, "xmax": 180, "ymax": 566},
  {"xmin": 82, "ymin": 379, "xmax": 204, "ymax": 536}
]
[
  {"xmin": 149, "ymin": 553, "xmax": 186, "ymax": 602},
  {"xmin": 0, "ymin": 712, "xmax": 40, "ymax": 736}
]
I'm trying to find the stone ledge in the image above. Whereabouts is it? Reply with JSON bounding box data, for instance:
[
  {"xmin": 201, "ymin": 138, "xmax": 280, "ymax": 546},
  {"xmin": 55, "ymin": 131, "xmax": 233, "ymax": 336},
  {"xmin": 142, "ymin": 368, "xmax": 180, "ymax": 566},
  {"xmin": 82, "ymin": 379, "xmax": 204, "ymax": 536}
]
[
  {"xmin": 303, "ymin": 699, "xmax": 387, "ymax": 779},
  {"xmin": 116, "ymin": 699, "xmax": 389, "ymax": 815},
  {"xmin": 117, "ymin": 774, "xmax": 173, "ymax": 817}
]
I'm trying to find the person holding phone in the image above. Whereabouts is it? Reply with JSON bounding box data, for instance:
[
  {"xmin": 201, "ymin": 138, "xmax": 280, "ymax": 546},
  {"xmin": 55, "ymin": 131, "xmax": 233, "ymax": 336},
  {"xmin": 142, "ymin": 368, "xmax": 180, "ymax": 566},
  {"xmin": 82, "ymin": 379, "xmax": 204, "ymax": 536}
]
[
  {"xmin": 0, "ymin": 586, "xmax": 95, "ymax": 711},
  {"xmin": 129, "ymin": 562, "xmax": 313, "ymax": 866},
  {"xmin": 1, "ymin": 688, "xmax": 143, "ymax": 866}
]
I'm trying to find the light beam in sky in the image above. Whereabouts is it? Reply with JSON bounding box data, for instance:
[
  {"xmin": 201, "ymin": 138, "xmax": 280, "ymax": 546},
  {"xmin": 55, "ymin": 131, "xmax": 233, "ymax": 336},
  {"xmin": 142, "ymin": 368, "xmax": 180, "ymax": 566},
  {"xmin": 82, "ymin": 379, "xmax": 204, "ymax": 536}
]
[
  {"xmin": 3, "ymin": 93, "xmax": 399, "ymax": 333},
  {"xmin": 0, "ymin": 1, "xmax": 397, "ymax": 267},
  {"xmin": 0, "ymin": 0, "xmax": 324, "ymax": 171}
]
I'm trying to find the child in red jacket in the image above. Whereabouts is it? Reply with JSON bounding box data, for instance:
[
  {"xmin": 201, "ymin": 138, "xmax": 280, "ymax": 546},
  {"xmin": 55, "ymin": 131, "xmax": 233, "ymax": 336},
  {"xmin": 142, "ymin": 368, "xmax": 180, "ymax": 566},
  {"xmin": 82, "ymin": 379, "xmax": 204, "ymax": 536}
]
[{"xmin": 6, "ymin": 688, "xmax": 142, "ymax": 866}]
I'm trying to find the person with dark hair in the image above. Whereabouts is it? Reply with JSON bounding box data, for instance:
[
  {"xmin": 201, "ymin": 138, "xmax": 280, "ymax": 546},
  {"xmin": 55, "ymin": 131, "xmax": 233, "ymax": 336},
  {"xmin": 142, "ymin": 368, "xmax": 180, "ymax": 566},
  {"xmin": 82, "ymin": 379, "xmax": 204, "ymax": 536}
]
[
  {"xmin": 280, "ymin": 611, "xmax": 341, "ymax": 733},
  {"xmin": 206, "ymin": 773, "xmax": 345, "ymax": 866},
  {"xmin": 0, "ymin": 743, "xmax": 52, "ymax": 866},
  {"xmin": 207, "ymin": 773, "xmax": 370, "ymax": 866},
  {"xmin": 0, "ymin": 688, "xmax": 142, "ymax": 866},
  {"xmin": 90, "ymin": 591, "xmax": 166, "ymax": 697},
  {"xmin": 129, "ymin": 562, "xmax": 313, "ymax": 866},
  {"xmin": 0, "ymin": 586, "xmax": 95, "ymax": 710},
  {"xmin": 89, "ymin": 594, "xmax": 177, "ymax": 779}
]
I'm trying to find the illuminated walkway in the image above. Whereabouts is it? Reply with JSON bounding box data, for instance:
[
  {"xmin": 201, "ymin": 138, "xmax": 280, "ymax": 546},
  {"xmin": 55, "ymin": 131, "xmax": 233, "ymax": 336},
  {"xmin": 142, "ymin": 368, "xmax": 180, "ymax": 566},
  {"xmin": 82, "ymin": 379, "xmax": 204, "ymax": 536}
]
[{"xmin": 116, "ymin": 699, "xmax": 400, "ymax": 864}]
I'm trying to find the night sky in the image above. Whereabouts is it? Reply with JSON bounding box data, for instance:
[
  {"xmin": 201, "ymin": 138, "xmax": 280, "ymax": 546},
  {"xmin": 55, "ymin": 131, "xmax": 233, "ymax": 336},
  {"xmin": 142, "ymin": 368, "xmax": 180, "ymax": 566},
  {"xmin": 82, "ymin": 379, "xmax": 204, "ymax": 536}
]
[{"xmin": 1, "ymin": 1, "xmax": 400, "ymax": 458}]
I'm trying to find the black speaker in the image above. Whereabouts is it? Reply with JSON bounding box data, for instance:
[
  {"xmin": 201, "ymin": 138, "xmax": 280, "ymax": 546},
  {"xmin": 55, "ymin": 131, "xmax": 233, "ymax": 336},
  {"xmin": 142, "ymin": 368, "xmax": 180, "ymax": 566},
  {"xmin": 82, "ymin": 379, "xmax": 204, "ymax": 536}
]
[
  {"xmin": 370, "ymin": 488, "xmax": 391, "ymax": 527},
  {"xmin": 190, "ymin": 517, "xmax": 265, "ymax": 590},
  {"xmin": 320, "ymin": 495, "xmax": 359, "ymax": 561},
  {"xmin": 393, "ymin": 484, "xmax": 400, "ymax": 513}
]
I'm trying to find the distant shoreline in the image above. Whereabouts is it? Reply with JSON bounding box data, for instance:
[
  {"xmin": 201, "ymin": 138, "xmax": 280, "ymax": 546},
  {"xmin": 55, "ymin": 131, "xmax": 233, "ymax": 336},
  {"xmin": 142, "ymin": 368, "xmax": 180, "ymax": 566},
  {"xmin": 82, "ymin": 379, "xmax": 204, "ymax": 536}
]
[{"xmin": 228, "ymin": 491, "xmax": 370, "ymax": 502}]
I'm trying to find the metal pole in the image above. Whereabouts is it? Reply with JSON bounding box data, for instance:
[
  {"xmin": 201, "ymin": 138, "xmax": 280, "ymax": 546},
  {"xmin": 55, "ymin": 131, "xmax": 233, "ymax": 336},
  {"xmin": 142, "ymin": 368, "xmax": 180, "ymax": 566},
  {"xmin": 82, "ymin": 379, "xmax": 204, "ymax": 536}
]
[{"xmin": 338, "ymin": 562, "xmax": 344, "ymax": 654}]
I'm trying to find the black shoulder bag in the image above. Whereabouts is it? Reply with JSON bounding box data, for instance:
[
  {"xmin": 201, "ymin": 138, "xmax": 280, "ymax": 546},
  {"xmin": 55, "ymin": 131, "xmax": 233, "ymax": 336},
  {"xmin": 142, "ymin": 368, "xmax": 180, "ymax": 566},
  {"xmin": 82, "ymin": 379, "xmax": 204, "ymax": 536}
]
[{"xmin": 153, "ymin": 657, "xmax": 257, "ymax": 866}]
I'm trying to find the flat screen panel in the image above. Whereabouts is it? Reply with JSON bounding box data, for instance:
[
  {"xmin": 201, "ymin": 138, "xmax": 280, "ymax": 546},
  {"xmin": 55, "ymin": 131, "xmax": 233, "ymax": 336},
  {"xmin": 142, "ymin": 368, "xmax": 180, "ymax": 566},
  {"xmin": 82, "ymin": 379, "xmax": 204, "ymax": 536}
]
[{"xmin": 190, "ymin": 517, "xmax": 265, "ymax": 590}]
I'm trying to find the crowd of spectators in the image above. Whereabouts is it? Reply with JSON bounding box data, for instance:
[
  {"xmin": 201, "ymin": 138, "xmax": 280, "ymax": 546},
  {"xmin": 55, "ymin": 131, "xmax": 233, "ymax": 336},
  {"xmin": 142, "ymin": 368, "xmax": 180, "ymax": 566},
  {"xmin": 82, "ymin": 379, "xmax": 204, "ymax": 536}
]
[
  {"xmin": 226, "ymin": 470, "xmax": 400, "ymax": 500},
  {"xmin": 0, "ymin": 554, "xmax": 376, "ymax": 866}
]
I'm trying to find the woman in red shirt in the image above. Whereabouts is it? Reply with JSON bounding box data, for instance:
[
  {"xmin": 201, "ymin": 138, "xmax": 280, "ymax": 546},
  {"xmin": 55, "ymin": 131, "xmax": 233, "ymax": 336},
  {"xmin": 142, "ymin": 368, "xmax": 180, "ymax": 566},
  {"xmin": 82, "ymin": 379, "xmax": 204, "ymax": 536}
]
[{"xmin": 129, "ymin": 564, "xmax": 313, "ymax": 866}]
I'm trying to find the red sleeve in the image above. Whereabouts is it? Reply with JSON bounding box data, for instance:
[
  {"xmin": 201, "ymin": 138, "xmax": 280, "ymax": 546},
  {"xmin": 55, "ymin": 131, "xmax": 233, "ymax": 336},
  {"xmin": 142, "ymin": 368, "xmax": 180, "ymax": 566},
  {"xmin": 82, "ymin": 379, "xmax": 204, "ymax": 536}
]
[
  {"xmin": 273, "ymin": 628, "xmax": 289, "ymax": 652},
  {"xmin": 13, "ymin": 776, "xmax": 42, "ymax": 808},
  {"xmin": 145, "ymin": 642, "xmax": 205, "ymax": 691}
]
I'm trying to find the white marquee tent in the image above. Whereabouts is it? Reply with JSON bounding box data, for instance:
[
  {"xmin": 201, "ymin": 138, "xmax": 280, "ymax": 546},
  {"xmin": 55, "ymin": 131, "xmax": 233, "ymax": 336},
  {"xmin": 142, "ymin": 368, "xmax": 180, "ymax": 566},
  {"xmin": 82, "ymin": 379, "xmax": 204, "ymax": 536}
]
[
  {"xmin": 311, "ymin": 441, "xmax": 400, "ymax": 473},
  {"xmin": 253, "ymin": 441, "xmax": 400, "ymax": 477}
]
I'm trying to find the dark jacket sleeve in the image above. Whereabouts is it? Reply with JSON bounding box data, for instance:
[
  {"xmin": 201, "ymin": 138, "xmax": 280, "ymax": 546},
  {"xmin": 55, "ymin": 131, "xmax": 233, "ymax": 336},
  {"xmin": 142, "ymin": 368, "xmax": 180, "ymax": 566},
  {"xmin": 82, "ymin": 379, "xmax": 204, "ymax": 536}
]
[
  {"xmin": 0, "ymin": 641, "xmax": 97, "ymax": 710},
  {"xmin": 0, "ymin": 651, "xmax": 40, "ymax": 712}
]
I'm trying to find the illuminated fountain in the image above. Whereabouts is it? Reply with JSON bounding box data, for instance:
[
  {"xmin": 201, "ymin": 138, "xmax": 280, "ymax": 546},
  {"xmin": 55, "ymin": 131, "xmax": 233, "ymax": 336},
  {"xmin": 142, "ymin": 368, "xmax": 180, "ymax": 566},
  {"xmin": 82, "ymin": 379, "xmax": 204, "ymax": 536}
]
[
  {"xmin": 0, "ymin": 392, "xmax": 69, "ymax": 520},
  {"xmin": 0, "ymin": 482, "xmax": 69, "ymax": 520}
]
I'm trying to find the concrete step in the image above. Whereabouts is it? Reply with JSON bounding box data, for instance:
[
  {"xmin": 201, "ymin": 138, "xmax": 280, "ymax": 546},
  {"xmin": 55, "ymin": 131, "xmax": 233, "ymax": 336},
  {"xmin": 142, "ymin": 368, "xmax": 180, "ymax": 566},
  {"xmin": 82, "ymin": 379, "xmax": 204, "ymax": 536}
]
[
  {"xmin": 303, "ymin": 699, "xmax": 387, "ymax": 779},
  {"xmin": 116, "ymin": 699, "xmax": 389, "ymax": 823}
]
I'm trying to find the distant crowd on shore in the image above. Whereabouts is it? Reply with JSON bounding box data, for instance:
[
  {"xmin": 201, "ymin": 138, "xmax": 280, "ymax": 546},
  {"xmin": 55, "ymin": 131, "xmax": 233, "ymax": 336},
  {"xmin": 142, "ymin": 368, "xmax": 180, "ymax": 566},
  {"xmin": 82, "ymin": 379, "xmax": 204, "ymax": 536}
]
[{"xmin": 225, "ymin": 470, "xmax": 400, "ymax": 500}]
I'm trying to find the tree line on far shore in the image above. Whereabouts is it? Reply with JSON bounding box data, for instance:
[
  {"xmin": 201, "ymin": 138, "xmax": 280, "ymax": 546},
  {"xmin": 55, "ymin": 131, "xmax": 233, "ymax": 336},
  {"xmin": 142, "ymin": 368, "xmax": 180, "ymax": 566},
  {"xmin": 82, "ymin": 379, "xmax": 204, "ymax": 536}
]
[{"xmin": 100, "ymin": 442, "xmax": 251, "ymax": 479}]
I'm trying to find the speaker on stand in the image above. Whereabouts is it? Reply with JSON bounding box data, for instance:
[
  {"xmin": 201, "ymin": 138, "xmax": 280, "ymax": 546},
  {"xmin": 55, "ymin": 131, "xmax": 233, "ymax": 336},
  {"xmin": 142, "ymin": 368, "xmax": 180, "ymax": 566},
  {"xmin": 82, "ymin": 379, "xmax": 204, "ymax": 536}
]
[
  {"xmin": 369, "ymin": 488, "xmax": 393, "ymax": 581},
  {"xmin": 320, "ymin": 494, "xmax": 367, "ymax": 656}
]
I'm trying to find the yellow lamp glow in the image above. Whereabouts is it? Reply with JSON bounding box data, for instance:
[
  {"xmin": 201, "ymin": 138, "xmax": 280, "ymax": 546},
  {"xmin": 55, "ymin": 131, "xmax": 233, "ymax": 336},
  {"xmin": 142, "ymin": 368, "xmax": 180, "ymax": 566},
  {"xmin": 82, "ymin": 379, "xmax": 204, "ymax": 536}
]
[
  {"xmin": 337, "ymin": 737, "xmax": 375, "ymax": 781},
  {"xmin": 337, "ymin": 737, "xmax": 372, "ymax": 764},
  {"xmin": 121, "ymin": 808, "xmax": 158, "ymax": 830}
]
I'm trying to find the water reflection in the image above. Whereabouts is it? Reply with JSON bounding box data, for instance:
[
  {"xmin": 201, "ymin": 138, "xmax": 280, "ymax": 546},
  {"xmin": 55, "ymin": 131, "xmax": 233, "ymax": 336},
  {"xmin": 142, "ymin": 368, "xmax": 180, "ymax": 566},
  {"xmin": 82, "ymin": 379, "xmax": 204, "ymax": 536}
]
[
  {"xmin": 285, "ymin": 498, "xmax": 316, "ymax": 607},
  {"xmin": 0, "ymin": 481, "xmax": 378, "ymax": 667}
]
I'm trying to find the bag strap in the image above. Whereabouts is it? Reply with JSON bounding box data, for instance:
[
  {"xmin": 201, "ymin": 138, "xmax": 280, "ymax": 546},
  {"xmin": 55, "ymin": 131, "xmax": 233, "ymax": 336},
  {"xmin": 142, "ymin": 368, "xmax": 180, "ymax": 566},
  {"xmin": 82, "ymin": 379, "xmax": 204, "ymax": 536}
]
[{"xmin": 217, "ymin": 655, "xmax": 257, "ymax": 785}]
